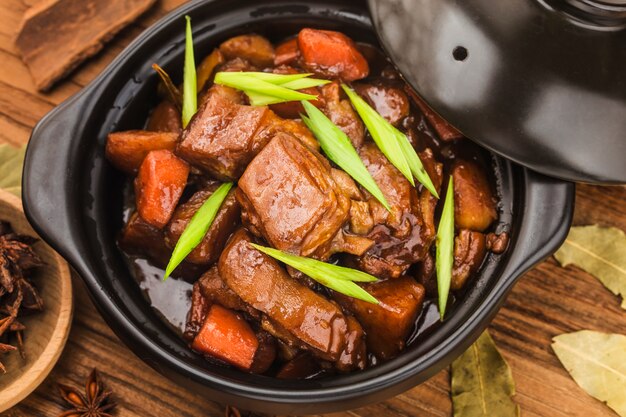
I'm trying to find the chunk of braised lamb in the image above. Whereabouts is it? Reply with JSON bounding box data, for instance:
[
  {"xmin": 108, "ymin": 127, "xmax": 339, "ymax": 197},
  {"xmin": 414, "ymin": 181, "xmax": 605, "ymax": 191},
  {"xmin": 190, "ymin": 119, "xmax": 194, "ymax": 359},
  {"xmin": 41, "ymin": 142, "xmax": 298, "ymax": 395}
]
[
  {"xmin": 276, "ymin": 353, "xmax": 323, "ymax": 379},
  {"xmin": 197, "ymin": 49, "xmax": 224, "ymax": 93},
  {"xmin": 219, "ymin": 34, "xmax": 275, "ymax": 68},
  {"xmin": 407, "ymin": 89, "xmax": 464, "ymax": 142},
  {"xmin": 237, "ymin": 133, "xmax": 351, "ymax": 260},
  {"xmin": 105, "ymin": 130, "xmax": 178, "ymax": 174},
  {"xmin": 219, "ymin": 229, "xmax": 366, "ymax": 370},
  {"xmin": 354, "ymin": 143, "xmax": 432, "ymax": 278},
  {"xmin": 333, "ymin": 277, "xmax": 425, "ymax": 360},
  {"xmin": 321, "ymin": 82, "xmax": 365, "ymax": 148},
  {"xmin": 176, "ymin": 93, "xmax": 273, "ymax": 180},
  {"xmin": 198, "ymin": 83, "xmax": 244, "ymax": 108},
  {"xmin": 486, "ymin": 232, "xmax": 509, "ymax": 254},
  {"xmin": 451, "ymin": 159, "xmax": 497, "ymax": 232},
  {"xmin": 135, "ymin": 150, "xmax": 189, "ymax": 229},
  {"xmin": 165, "ymin": 187, "xmax": 240, "ymax": 265},
  {"xmin": 184, "ymin": 282, "xmax": 210, "ymax": 341},
  {"xmin": 119, "ymin": 212, "xmax": 203, "ymax": 280},
  {"xmin": 415, "ymin": 253, "xmax": 437, "ymax": 297},
  {"xmin": 249, "ymin": 330, "xmax": 278, "ymax": 374},
  {"xmin": 274, "ymin": 38, "xmax": 300, "ymax": 66},
  {"xmin": 336, "ymin": 315, "xmax": 367, "ymax": 371},
  {"xmin": 417, "ymin": 148, "xmax": 444, "ymax": 247},
  {"xmin": 298, "ymin": 28, "xmax": 369, "ymax": 81},
  {"xmin": 452, "ymin": 229, "xmax": 487, "ymax": 290},
  {"xmin": 196, "ymin": 266, "xmax": 260, "ymax": 320},
  {"xmin": 146, "ymin": 100, "xmax": 182, "ymax": 134},
  {"xmin": 354, "ymin": 82, "xmax": 410, "ymax": 126}
]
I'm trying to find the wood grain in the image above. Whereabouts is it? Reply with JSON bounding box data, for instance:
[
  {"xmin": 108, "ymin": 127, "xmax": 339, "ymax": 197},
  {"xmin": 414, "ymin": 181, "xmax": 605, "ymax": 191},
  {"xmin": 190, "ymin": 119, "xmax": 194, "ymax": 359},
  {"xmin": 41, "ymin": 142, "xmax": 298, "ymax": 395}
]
[
  {"xmin": 1, "ymin": 1, "xmax": 625, "ymax": 416},
  {"xmin": 0, "ymin": 189, "xmax": 72, "ymax": 412},
  {"xmin": 15, "ymin": 0, "xmax": 156, "ymax": 91}
]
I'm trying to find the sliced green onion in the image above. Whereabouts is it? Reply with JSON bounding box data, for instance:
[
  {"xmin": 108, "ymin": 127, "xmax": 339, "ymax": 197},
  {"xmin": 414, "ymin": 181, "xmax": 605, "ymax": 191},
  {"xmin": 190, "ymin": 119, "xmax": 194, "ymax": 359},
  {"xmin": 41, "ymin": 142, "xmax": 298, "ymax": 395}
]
[
  {"xmin": 152, "ymin": 63, "xmax": 182, "ymax": 112},
  {"xmin": 214, "ymin": 72, "xmax": 328, "ymax": 106},
  {"xmin": 164, "ymin": 183, "xmax": 233, "ymax": 279},
  {"xmin": 215, "ymin": 72, "xmax": 317, "ymax": 103},
  {"xmin": 250, "ymin": 244, "xmax": 379, "ymax": 304},
  {"xmin": 228, "ymin": 72, "xmax": 313, "ymax": 84},
  {"xmin": 300, "ymin": 100, "xmax": 390, "ymax": 211},
  {"xmin": 342, "ymin": 84, "xmax": 413, "ymax": 185},
  {"xmin": 393, "ymin": 127, "xmax": 439, "ymax": 198},
  {"xmin": 436, "ymin": 176, "xmax": 455, "ymax": 319},
  {"xmin": 342, "ymin": 84, "xmax": 438, "ymax": 197},
  {"xmin": 279, "ymin": 78, "xmax": 330, "ymax": 90},
  {"xmin": 182, "ymin": 15, "xmax": 197, "ymax": 128}
]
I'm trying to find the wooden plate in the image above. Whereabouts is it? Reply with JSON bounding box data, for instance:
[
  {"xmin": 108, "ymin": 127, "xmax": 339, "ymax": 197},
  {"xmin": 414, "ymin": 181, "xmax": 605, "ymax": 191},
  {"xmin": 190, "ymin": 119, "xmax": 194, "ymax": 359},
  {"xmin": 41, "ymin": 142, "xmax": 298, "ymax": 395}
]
[{"xmin": 0, "ymin": 188, "xmax": 73, "ymax": 411}]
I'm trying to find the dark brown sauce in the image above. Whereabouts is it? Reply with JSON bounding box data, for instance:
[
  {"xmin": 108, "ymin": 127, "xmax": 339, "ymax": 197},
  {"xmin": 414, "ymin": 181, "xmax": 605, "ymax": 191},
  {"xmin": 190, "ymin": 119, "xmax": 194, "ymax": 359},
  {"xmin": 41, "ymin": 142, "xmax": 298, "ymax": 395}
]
[{"xmin": 117, "ymin": 37, "xmax": 505, "ymax": 373}]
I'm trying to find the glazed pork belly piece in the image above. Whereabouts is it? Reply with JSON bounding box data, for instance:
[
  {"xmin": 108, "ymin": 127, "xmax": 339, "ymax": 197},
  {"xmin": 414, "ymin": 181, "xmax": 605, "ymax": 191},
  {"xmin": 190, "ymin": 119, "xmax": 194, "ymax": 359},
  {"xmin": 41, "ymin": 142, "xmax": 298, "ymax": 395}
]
[
  {"xmin": 218, "ymin": 229, "xmax": 366, "ymax": 371},
  {"xmin": 177, "ymin": 89, "xmax": 319, "ymax": 181},
  {"xmin": 176, "ymin": 92, "xmax": 273, "ymax": 180},
  {"xmin": 350, "ymin": 144, "xmax": 442, "ymax": 279},
  {"xmin": 237, "ymin": 132, "xmax": 371, "ymax": 260},
  {"xmin": 146, "ymin": 100, "xmax": 182, "ymax": 134},
  {"xmin": 334, "ymin": 276, "xmax": 426, "ymax": 360},
  {"xmin": 320, "ymin": 82, "xmax": 365, "ymax": 148},
  {"xmin": 165, "ymin": 186, "xmax": 240, "ymax": 265}
]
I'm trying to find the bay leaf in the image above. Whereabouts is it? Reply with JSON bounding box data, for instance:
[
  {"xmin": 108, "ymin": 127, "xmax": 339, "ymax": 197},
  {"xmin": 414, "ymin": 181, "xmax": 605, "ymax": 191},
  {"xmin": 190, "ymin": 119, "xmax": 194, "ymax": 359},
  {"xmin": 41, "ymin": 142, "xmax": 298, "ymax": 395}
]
[
  {"xmin": 552, "ymin": 330, "xmax": 626, "ymax": 416},
  {"xmin": 451, "ymin": 331, "xmax": 520, "ymax": 417},
  {"xmin": 0, "ymin": 144, "xmax": 26, "ymax": 198},
  {"xmin": 554, "ymin": 225, "xmax": 626, "ymax": 309}
]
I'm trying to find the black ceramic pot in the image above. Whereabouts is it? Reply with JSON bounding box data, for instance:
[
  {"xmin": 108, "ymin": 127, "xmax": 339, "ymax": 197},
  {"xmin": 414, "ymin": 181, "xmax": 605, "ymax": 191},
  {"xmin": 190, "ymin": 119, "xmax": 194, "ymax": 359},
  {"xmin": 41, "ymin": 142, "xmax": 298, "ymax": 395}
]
[{"xmin": 22, "ymin": 0, "xmax": 575, "ymax": 414}]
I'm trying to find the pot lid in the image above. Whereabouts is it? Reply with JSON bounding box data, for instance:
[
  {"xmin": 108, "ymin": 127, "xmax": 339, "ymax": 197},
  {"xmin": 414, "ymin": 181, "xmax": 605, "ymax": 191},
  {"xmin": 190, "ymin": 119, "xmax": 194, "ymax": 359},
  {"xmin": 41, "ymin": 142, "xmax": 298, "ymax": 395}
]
[{"xmin": 368, "ymin": 0, "xmax": 626, "ymax": 184}]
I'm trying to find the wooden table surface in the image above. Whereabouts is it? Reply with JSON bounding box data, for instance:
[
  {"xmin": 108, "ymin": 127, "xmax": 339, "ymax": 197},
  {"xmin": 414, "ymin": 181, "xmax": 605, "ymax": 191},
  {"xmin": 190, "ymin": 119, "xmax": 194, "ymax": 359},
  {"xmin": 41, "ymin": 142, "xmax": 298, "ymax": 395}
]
[{"xmin": 1, "ymin": 1, "xmax": 625, "ymax": 416}]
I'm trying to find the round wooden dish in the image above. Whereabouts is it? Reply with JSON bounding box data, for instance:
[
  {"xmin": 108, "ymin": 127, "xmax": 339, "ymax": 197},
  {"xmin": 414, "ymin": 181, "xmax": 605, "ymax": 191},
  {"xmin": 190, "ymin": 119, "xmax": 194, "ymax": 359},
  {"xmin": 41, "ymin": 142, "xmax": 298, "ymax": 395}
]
[{"xmin": 0, "ymin": 188, "xmax": 73, "ymax": 411}]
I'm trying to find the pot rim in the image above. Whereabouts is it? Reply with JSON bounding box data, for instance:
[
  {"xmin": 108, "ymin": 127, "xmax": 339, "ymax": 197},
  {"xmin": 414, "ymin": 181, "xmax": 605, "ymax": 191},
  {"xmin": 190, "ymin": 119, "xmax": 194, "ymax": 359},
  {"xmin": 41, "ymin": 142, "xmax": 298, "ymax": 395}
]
[{"xmin": 22, "ymin": 0, "xmax": 575, "ymax": 412}]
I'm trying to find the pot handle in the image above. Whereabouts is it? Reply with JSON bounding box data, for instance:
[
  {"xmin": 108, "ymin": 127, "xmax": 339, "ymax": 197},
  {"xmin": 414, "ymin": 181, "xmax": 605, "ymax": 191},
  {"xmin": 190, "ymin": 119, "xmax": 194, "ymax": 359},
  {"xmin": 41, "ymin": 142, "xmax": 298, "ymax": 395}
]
[
  {"xmin": 499, "ymin": 168, "xmax": 575, "ymax": 287},
  {"xmin": 22, "ymin": 90, "xmax": 92, "ymax": 265}
]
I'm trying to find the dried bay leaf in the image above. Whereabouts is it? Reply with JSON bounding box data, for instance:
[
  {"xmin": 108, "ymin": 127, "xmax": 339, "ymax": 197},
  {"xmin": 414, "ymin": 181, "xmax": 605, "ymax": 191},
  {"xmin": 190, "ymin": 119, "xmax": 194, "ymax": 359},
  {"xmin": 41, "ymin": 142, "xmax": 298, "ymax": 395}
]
[
  {"xmin": 0, "ymin": 144, "xmax": 26, "ymax": 198},
  {"xmin": 451, "ymin": 331, "xmax": 520, "ymax": 417},
  {"xmin": 552, "ymin": 331, "xmax": 626, "ymax": 416},
  {"xmin": 554, "ymin": 225, "xmax": 626, "ymax": 309}
]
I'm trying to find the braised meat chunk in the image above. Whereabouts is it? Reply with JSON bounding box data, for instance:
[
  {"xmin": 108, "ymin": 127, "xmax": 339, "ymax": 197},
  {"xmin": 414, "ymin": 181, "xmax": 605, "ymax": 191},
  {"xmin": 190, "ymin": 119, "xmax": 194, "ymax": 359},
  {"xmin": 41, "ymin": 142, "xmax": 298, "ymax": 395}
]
[
  {"xmin": 176, "ymin": 92, "xmax": 274, "ymax": 180},
  {"xmin": 219, "ymin": 229, "xmax": 366, "ymax": 370},
  {"xmin": 237, "ymin": 133, "xmax": 350, "ymax": 259},
  {"xmin": 165, "ymin": 187, "xmax": 240, "ymax": 265},
  {"xmin": 353, "ymin": 143, "xmax": 433, "ymax": 279},
  {"xmin": 108, "ymin": 26, "xmax": 507, "ymax": 378}
]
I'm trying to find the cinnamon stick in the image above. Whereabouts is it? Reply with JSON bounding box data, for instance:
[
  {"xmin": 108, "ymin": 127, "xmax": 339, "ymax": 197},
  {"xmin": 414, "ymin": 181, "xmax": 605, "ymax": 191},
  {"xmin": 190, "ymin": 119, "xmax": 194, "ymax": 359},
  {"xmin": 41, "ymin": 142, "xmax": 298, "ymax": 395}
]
[{"xmin": 15, "ymin": 0, "xmax": 156, "ymax": 91}]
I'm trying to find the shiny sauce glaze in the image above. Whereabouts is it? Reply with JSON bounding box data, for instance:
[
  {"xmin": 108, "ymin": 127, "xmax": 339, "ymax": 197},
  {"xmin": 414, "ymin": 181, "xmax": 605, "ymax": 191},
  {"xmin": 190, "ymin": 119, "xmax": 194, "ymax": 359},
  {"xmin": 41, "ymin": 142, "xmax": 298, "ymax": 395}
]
[{"xmin": 109, "ymin": 29, "xmax": 510, "ymax": 378}]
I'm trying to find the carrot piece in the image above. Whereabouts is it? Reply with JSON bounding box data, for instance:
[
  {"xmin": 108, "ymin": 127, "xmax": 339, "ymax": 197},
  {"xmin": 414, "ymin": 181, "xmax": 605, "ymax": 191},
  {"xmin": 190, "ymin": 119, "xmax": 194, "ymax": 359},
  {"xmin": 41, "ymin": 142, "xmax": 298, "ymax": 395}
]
[
  {"xmin": 274, "ymin": 38, "xmax": 300, "ymax": 66},
  {"xmin": 106, "ymin": 130, "xmax": 179, "ymax": 174},
  {"xmin": 297, "ymin": 28, "xmax": 369, "ymax": 81},
  {"xmin": 135, "ymin": 150, "xmax": 189, "ymax": 229},
  {"xmin": 191, "ymin": 305, "xmax": 259, "ymax": 371}
]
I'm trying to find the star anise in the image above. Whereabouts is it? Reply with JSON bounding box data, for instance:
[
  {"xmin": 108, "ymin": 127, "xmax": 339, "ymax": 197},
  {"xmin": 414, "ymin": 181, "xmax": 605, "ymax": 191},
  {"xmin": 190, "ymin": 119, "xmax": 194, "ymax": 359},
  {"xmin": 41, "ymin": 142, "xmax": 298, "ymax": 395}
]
[{"xmin": 57, "ymin": 369, "xmax": 117, "ymax": 417}]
